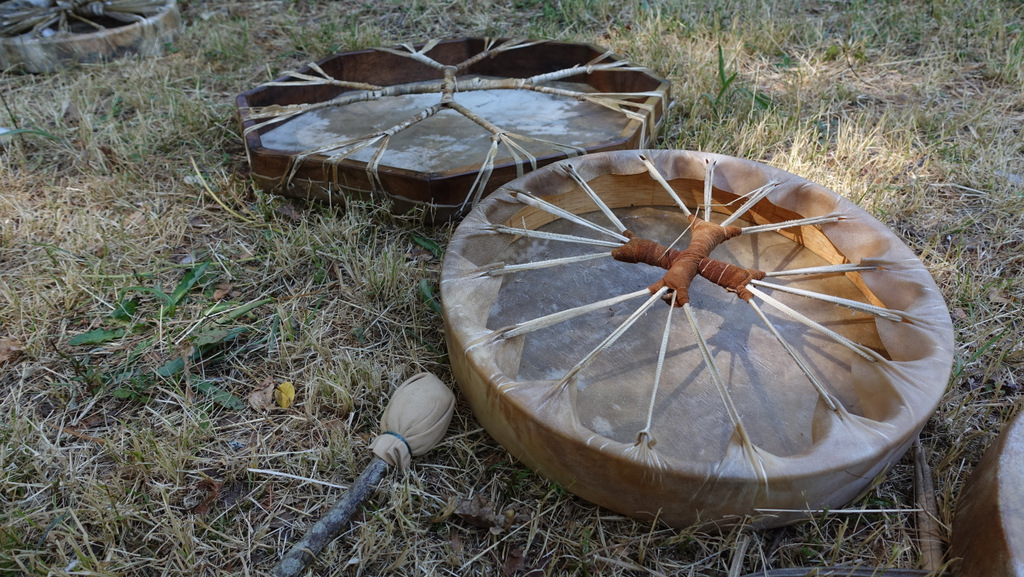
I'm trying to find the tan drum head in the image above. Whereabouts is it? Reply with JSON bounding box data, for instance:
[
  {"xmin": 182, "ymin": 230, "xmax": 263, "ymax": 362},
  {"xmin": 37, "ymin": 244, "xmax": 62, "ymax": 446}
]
[{"xmin": 441, "ymin": 149, "xmax": 954, "ymax": 528}]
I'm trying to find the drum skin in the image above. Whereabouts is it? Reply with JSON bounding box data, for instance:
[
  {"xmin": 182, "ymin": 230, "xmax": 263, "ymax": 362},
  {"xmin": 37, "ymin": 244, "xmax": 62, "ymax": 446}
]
[
  {"xmin": 440, "ymin": 150, "xmax": 954, "ymax": 528},
  {"xmin": 950, "ymin": 411, "xmax": 1024, "ymax": 576}
]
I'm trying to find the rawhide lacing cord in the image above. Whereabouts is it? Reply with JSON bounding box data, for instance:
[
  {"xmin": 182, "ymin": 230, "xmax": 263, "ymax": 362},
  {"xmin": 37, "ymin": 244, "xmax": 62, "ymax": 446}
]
[{"xmin": 611, "ymin": 215, "xmax": 766, "ymax": 305}]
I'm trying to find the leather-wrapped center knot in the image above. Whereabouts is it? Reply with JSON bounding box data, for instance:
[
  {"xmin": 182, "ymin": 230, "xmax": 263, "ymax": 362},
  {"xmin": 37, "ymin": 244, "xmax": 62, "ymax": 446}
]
[{"xmin": 611, "ymin": 215, "xmax": 766, "ymax": 306}]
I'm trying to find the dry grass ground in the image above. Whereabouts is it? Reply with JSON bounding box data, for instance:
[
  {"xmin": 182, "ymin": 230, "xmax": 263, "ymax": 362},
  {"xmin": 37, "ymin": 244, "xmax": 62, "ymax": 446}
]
[{"xmin": 1, "ymin": 0, "xmax": 1022, "ymax": 575}]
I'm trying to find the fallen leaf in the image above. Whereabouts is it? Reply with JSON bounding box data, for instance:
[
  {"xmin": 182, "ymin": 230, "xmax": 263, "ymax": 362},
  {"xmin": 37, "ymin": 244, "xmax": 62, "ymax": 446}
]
[
  {"xmin": 122, "ymin": 211, "xmax": 145, "ymax": 229},
  {"xmin": 274, "ymin": 382, "xmax": 295, "ymax": 408},
  {"xmin": 0, "ymin": 338, "xmax": 24, "ymax": 365},
  {"xmin": 449, "ymin": 533, "xmax": 464, "ymax": 557},
  {"xmin": 213, "ymin": 282, "xmax": 233, "ymax": 301},
  {"xmin": 455, "ymin": 494, "xmax": 507, "ymax": 533},
  {"xmin": 989, "ymin": 288, "xmax": 1016, "ymax": 304},
  {"xmin": 502, "ymin": 547, "xmax": 526, "ymax": 576},
  {"xmin": 191, "ymin": 479, "xmax": 222, "ymax": 514},
  {"xmin": 406, "ymin": 246, "xmax": 433, "ymax": 263},
  {"xmin": 275, "ymin": 203, "xmax": 302, "ymax": 222},
  {"xmin": 249, "ymin": 377, "xmax": 276, "ymax": 411}
]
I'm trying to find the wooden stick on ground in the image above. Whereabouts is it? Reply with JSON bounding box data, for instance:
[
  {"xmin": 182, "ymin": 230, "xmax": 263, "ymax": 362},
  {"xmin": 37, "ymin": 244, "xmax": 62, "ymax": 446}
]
[
  {"xmin": 273, "ymin": 457, "xmax": 389, "ymax": 577},
  {"xmin": 913, "ymin": 438, "xmax": 944, "ymax": 572}
]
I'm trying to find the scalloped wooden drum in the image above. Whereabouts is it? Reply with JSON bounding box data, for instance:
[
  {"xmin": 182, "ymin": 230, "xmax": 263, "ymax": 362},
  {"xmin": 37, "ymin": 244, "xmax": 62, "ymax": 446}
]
[
  {"xmin": 235, "ymin": 38, "xmax": 669, "ymax": 221},
  {"xmin": 440, "ymin": 150, "xmax": 954, "ymax": 528}
]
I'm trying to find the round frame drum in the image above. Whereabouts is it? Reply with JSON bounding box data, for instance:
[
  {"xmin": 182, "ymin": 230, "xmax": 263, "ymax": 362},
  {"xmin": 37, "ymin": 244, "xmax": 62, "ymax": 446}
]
[
  {"xmin": 441, "ymin": 150, "xmax": 954, "ymax": 528},
  {"xmin": 0, "ymin": 1, "xmax": 180, "ymax": 74},
  {"xmin": 951, "ymin": 410, "xmax": 1024, "ymax": 576}
]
